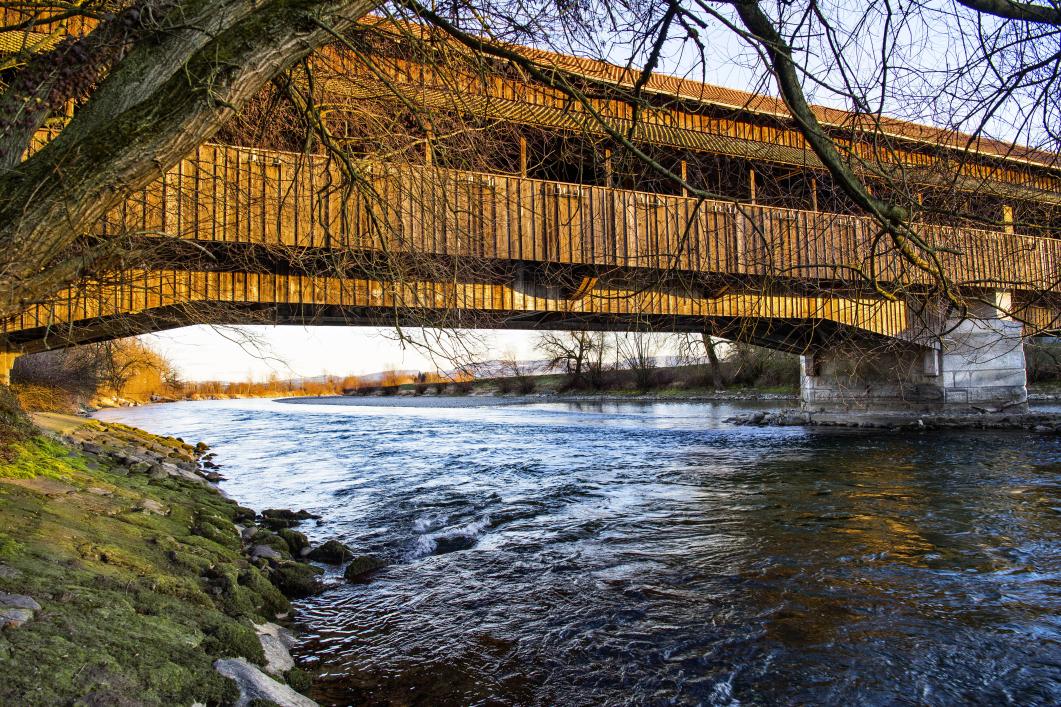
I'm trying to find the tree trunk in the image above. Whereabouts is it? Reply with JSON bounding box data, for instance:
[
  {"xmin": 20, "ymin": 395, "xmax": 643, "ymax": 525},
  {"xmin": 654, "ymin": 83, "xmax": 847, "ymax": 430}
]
[
  {"xmin": 702, "ymin": 332, "xmax": 724, "ymax": 391},
  {"xmin": 0, "ymin": 0, "xmax": 379, "ymax": 321}
]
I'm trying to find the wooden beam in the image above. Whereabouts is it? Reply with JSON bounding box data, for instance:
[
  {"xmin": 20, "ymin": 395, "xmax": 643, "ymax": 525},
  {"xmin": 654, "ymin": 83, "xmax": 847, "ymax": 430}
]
[
  {"xmin": 749, "ymin": 168, "xmax": 757, "ymax": 204},
  {"xmin": 519, "ymin": 136, "xmax": 527, "ymax": 177}
]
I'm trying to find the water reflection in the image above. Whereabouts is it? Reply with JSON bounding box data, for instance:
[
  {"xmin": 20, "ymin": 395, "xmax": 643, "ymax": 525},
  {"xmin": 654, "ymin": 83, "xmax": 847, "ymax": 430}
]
[{"xmin": 97, "ymin": 399, "xmax": 1061, "ymax": 706}]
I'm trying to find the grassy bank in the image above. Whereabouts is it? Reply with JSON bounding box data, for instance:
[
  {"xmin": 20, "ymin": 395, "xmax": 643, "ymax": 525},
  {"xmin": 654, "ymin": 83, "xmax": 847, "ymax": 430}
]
[{"xmin": 0, "ymin": 409, "xmax": 317, "ymax": 705}]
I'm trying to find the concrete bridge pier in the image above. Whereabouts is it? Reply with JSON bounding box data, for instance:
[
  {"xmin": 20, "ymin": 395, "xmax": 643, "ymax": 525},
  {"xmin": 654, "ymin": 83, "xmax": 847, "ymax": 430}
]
[
  {"xmin": 0, "ymin": 352, "xmax": 20, "ymax": 386},
  {"xmin": 801, "ymin": 294, "xmax": 1028, "ymax": 414}
]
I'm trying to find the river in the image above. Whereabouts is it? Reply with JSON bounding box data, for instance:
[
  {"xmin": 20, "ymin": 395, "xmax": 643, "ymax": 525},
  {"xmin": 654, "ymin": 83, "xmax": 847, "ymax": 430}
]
[{"xmin": 96, "ymin": 398, "xmax": 1061, "ymax": 706}]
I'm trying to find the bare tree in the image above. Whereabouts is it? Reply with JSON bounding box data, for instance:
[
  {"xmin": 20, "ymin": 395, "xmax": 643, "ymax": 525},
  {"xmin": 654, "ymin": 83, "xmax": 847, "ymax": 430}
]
[
  {"xmin": 498, "ymin": 348, "xmax": 535, "ymax": 394},
  {"xmin": 675, "ymin": 333, "xmax": 728, "ymax": 391},
  {"xmin": 618, "ymin": 332, "xmax": 664, "ymax": 392},
  {"xmin": 537, "ymin": 330, "xmax": 608, "ymax": 390},
  {"xmin": 94, "ymin": 338, "xmax": 167, "ymax": 398}
]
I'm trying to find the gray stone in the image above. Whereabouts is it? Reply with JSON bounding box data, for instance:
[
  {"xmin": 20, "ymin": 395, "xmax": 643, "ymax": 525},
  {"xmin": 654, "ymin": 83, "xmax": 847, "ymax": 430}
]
[
  {"xmin": 214, "ymin": 658, "xmax": 318, "ymax": 707},
  {"xmin": 251, "ymin": 545, "xmax": 282, "ymax": 561},
  {"xmin": 138, "ymin": 499, "xmax": 167, "ymax": 516},
  {"xmin": 0, "ymin": 592, "xmax": 41, "ymax": 611},
  {"xmin": 254, "ymin": 622, "xmax": 296, "ymax": 675},
  {"xmin": 0, "ymin": 564, "xmax": 20, "ymax": 580},
  {"xmin": 80, "ymin": 442, "xmax": 104, "ymax": 456},
  {"xmin": 0, "ymin": 607, "xmax": 34, "ymax": 629}
]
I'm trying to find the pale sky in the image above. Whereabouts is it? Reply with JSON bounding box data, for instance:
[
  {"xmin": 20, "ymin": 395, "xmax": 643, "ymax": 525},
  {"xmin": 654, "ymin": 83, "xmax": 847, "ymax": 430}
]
[{"xmin": 144, "ymin": 326, "xmax": 546, "ymax": 381}]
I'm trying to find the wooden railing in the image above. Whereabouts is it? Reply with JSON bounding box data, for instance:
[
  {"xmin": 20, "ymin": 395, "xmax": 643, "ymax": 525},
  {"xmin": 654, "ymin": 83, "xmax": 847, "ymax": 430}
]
[{"xmin": 107, "ymin": 144, "xmax": 1060, "ymax": 294}]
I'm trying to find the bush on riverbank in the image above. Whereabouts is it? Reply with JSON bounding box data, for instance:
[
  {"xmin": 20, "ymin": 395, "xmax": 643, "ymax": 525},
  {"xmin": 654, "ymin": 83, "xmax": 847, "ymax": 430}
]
[
  {"xmin": 1027, "ymin": 341, "xmax": 1061, "ymax": 384},
  {"xmin": 0, "ymin": 416, "xmax": 308, "ymax": 705}
]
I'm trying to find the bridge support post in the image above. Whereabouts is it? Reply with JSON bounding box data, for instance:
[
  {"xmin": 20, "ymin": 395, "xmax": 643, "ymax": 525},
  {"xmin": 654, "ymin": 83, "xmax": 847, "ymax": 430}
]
[
  {"xmin": 0, "ymin": 352, "xmax": 20, "ymax": 386},
  {"xmin": 801, "ymin": 293, "xmax": 1028, "ymax": 413}
]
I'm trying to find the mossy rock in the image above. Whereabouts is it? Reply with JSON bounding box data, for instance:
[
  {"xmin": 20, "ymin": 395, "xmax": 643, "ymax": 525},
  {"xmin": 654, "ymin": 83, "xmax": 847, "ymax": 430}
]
[
  {"xmin": 261, "ymin": 508, "xmax": 319, "ymax": 522},
  {"xmin": 253, "ymin": 530, "xmax": 293, "ymax": 558},
  {"xmin": 237, "ymin": 566, "xmax": 291, "ymax": 619},
  {"xmin": 269, "ymin": 562, "xmax": 324, "ymax": 599},
  {"xmin": 344, "ymin": 555, "xmax": 386, "ymax": 582},
  {"xmin": 277, "ymin": 528, "xmax": 309, "ymax": 555},
  {"xmin": 307, "ymin": 539, "xmax": 353, "ymax": 564},
  {"xmin": 191, "ymin": 513, "xmax": 240, "ymax": 551},
  {"xmin": 284, "ymin": 667, "xmax": 313, "ymax": 695},
  {"xmin": 202, "ymin": 619, "xmax": 266, "ymax": 664},
  {"xmin": 233, "ymin": 505, "xmax": 257, "ymax": 523}
]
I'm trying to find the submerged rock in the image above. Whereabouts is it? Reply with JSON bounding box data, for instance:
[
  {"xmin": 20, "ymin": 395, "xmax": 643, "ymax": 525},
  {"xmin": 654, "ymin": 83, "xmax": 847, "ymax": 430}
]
[
  {"xmin": 214, "ymin": 658, "xmax": 318, "ymax": 707},
  {"xmin": 343, "ymin": 555, "xmax": 386, "ymax": 582},
  {"xmin": 306, "ymin": 539, "xmax": 353, "ymax": 564}
]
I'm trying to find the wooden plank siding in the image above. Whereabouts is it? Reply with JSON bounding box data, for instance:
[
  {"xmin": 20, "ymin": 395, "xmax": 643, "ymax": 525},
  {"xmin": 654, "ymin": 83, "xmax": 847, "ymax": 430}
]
[{"xmin": 91, "ymin": 144, "xmax": 1061, "ymax": 293}]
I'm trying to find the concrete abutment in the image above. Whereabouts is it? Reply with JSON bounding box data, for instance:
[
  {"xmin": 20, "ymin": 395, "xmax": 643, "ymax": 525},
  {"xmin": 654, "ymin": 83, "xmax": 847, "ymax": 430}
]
[{"xmin": 800, "ymin": 295, "xmax": 1028, "ymax": 413}]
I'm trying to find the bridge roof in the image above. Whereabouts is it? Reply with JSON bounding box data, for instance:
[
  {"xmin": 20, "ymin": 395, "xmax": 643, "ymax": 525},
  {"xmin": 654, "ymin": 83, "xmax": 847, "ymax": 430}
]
[
  {"xmin": 359, "ymin": 17, "xmax": 1060, "ymax": 174},
  {"xmin": 2, "ymin": 8, "xmax": 1058, "ymax": 174}
]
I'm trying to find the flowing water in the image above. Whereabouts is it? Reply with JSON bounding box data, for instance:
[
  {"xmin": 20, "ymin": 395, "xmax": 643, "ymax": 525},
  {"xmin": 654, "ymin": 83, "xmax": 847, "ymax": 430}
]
[{"xmin": 97, "ymin": 398, "xmax": 1061, "ymax": 706}]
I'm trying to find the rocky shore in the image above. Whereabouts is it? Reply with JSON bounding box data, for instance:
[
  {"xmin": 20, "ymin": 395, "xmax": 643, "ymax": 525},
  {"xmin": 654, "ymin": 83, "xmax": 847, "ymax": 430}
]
[
  {"xmin": 726, "ymin": 408, "xmax": 1061, "ymax": 432},
  {"xmin": 0, "ymin": 412, "xmax": 383, "ymax": 706}
]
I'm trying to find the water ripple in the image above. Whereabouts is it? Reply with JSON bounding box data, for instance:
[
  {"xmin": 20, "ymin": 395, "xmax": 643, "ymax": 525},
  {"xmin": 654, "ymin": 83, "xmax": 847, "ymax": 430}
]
[{"xmin": 98, "ymin": 398, "xmax": 1061, "ymax": 706}]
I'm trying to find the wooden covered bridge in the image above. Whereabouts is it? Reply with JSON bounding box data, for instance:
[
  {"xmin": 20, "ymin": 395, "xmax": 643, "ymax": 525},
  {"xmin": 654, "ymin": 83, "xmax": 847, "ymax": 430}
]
[{"xmin": 1, "ymin": 13, "xmax": 1059, "ymax": 410}]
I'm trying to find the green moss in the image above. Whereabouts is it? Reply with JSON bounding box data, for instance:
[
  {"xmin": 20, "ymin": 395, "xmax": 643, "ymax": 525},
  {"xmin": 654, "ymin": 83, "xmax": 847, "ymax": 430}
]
[
  {"xmin": 0, "ymin": 436, "xmax": 85, "ymax": 480},
  {"xmin": 192, "ymin": 511, "xmax": 242, "ymax": 551},
  {"xmin": 285, "ymin": 667, "xmax": 313, "ymax": 695},
  {"xmin": 254, "ymin": 530, "xmax": 293, "ymax": 556},
  {"xmin": 277, "ymin": 528, "xmax": 309, "ymax": 555},
  {"xmin": 0, "ymin": 422, "xmax": 300, "ymax": 705},
  {"xmin": 202, "ymin": 619, "xmax": 266, "ymax": 664},
  {"xmin": 270, "ymin": 562, "xmax": 323, "ymax": 599}
]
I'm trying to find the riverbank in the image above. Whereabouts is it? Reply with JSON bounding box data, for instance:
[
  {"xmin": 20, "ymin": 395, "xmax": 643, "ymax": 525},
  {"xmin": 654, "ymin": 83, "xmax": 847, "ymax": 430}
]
[
  {"xmin": 727, "ymin": 408, "xmax": 1061, "ymax": 431},
  {"xmin": 279, "ymin": 389, "xmax": 798, "ymax": 408},
  {"xmin": 0, "ymin": 409, "xmax": 359, "ymax": 705}
]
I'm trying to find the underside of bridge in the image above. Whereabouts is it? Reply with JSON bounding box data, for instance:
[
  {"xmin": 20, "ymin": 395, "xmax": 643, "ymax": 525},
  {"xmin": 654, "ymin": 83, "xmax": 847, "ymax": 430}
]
[{"xmin": 0, "ymin": 265, "xmax": 1041, "ymax": 412}]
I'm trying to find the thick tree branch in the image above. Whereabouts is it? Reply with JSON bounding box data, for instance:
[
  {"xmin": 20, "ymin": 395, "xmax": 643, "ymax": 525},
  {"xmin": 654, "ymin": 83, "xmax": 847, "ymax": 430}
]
[
  {"xmin": 0, "ymin": 0, "xmax": 380, "ymax": 321},
  {"xmin": 956, "ymin": 0, "xmax": 1061, "ymax": 25}
]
